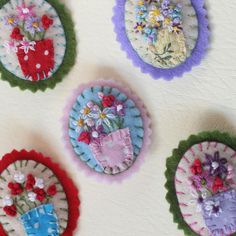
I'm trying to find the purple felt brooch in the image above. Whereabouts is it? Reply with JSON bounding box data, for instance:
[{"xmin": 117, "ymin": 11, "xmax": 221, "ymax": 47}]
[{"xmin": 113, "ymin": 0, "xmax": 209, "ymax": 80}]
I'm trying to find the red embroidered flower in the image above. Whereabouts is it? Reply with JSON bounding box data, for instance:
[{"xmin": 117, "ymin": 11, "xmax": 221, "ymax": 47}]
[
  {"xmin": 10, "ymin": 27, "xmax": 23, "ymax": 41},
  {"xmin": 102, "ymin": 95, "xmax": 115, "ymax": 107},
  {"xmin": 41, "ymin": 15, "xmax": 53, "ymax": 30},
  {"xmin": 190, "ymin": 159, "xmax": 202, "ymax": 175},
  {"xmin": 78, "ymin": 131, "xmax": 91, "ymax": 144},
  {"xmin": 8, "ymin": 182, "xmax": 23, "ymax": 195},
  {"xmin": 3, "ymin": 205, "xmax": 17, "ymax": 217},
  {"xmin": 34, "ymin": 188, "xmax": 46, "ymax": 202},
  {"xmin": 47, "ymin": 184, "xmax": 57, "ymax": 196},
  {"xmin": 212, "ymin": 176, "xmax": 224, "ymax": 193},
  {"xmin": 25, "ymin": 174, "xmax": 36, "ymax": 190}
]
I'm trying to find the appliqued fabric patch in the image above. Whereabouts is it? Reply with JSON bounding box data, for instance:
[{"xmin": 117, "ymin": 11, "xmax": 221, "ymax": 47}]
[
  {"xmin": 0, "ymin": 0, "xmax": 76, "ymax": 92},
  {"xmin": 165, "ymin": 131, "xmax": 236, "ymax": 236},
  {"xmin": 62, "ymin": 80, "xmax": 152, "ymax": 182},
  {"xmin": 0, "ymin": 150, "xmax": 80, "ymax": 236},
  {"xmin": 113, "ymin": 0, "xmax": 209, "ymax": 80}
]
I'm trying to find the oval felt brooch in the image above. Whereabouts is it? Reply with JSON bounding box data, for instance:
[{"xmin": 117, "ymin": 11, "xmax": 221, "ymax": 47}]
[
  {"xmin": 0, "ymin": 149, "xmax": 80, "ymax": 236},
  {"xmin": 165, "ymin": 131, "xmax": 236, "ymax": 236},
  {"xmin": 113, "ymin": 0, "xmax": 209, "ymax": 80},
  {"xmin": 0, "ymin": 0, "xmax": 76, "ymax": 92},
  {"xmin": 62, "ymin": 79, "xmax": 152, "ymax": 183}
]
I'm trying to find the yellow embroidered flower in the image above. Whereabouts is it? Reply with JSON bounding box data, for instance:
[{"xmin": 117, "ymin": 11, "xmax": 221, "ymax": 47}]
[
  {"xmin": 83, "ymin": 107, "xmax": 90, "ymax": 115},
  {"xmin": 164, "ymin": 18, "xmax": 172, "ymax": 25},
  {"xmin": 100, "ymin": 113, "xmax": 107, "ymax": 119},
  {"xmin": 150, "ymin": 9, "xmax": 161, "ymax": 18},
  {"xmin": 77, "ymin": 119, "xmax": 84, "ymax": 127},
  {"xmin": 137, "ymin": 1, "xmax": 144, "ymax": 6}
]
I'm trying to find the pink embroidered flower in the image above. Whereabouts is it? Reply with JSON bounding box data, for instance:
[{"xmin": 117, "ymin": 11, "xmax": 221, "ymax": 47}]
[
  {"xmin": 17, "ymin": 4, "xmax": 35, "ymax": 19},
  {"xmin": 113, "ymin": 100, "xmax": 126, "ymax": 116},
  {"xmin": 19, "ymin": 38, "xmax": 36, "ymax": 54},
  {"xmin": 3, "ymin": 40, "xmax": 19, "ymax": 53},
  {"xmin": 190, "ymin": 171, "xmax": 213, "ymax": 191}
]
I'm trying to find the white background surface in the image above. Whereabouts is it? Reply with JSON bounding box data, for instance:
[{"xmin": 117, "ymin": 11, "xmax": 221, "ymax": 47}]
[{"xmin": 0, "ymin": 0, "xmax": 236, "ymax": 235}]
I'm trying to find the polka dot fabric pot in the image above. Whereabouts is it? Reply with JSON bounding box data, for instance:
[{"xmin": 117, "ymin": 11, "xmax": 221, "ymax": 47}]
[
  {"xmin": 0, "ymin": 0, "xmax": 76, "ymax": 92},
  {"xmin": 62, "ymin": 79, "xmax": 152, "ymax": 183},
  {"xmin": 165, "ymin": 131, "xmax": 236, "ymax": 236}
]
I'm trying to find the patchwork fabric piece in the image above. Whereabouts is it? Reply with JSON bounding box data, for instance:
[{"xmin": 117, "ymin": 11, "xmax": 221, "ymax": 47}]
[
  {"xmin": 113, "ymin": 0, "xmax": 209, "ymax": 80},
  {"xmin": 0, "ymin": 0, "xmax": 76, "ymax": 92},
  {"xmin": 0, "ymin": 150, "xmax": 80, "ymax": 236},
  {"xmin": 165, "ymin": 131, "xmax": 236, "ymax": 236},
  {"xmin": 63, "ymin": 80, "xmax": 152, "ymax": 182}
]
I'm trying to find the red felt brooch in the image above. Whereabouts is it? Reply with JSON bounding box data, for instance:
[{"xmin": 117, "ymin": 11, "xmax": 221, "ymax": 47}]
[{"xmin": 0, "ymin": 150, "xmax": 80, "ymax": 236}]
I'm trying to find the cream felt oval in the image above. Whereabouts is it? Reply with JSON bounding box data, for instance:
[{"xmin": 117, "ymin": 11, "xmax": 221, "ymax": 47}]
[
  {"xmin": 0, "ymin": 160, "xmax": 69, "ymax": 236},
  {"xmin": 175, "ymin": 142, "xmax": 236, "ymax": 236},
  {"xmin": 125, "ymin": 0, "xmax": 198, "ymax": 69},
  {"xmin": 0, "ymin": 0, "xmax": 66, "ymax": 81}
]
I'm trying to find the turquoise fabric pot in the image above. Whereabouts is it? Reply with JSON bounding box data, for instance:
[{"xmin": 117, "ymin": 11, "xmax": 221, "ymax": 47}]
[{"xmin": 20, "ymin": 204, "xmax": 59, "ymax": 236}]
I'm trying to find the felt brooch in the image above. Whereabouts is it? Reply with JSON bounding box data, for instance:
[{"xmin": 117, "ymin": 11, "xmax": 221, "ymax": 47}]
[
  {"xmin": 0, "ymin": 150, "xmax": 80, "ymax": 236},
  {"xmin": 113, "ymin": 0, "xmax": 209, "ymax": 80},
  {"xmin": 0, "ymin": 0, "xmax": 76, "ymax": 92},
  {"xmin": 165, "ymin": 131, "xmax": 236, "ymax": 236},
  {"xmin": 62, "ymin": 80, "xmax": 152, "ymax": 182}
]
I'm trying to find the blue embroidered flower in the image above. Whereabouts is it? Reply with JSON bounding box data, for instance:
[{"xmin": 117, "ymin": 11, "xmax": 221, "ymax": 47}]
[
  {"xmin": 135, "ymin": 5, "xmax": 148, "ymax": 21},
  {"xmin": 144, "ymin": 27, "xmax": 158, "ymax": 44}
]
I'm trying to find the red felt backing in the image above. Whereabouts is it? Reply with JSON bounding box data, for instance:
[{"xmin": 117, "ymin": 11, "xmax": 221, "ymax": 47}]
[{"xmin": 0, "ymin": 149, "xmax": 80, "ymax": 236}]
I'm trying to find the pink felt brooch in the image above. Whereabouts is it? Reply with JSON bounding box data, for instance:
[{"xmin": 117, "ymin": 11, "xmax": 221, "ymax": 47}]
[
  {"xmin": 0, "ymin": 149, "xmax": 80, "ymax": 236},
  {"xmin": 62, "ymin": 79, "xmax": 152, "ymax": 183}
]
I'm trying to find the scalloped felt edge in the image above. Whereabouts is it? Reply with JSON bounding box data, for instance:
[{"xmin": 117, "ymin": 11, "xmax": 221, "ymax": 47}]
[
  {"xmin": 0, "ymin": 0, "xmax": 77, "ymax": 92},
  {"xmin": 0, "ymin": 149, "xmax": 80, "ymax": 236},
  {"xmin": 61, "ymin": 79, "xmax": 152, "ymax": 183},
  {"xmin": 165, "ymin": 131, "xmax": 236, "ymax": 236},
  {"xmin": 112, "ymin": 0, "xmax": 209, "ymax": 80}
]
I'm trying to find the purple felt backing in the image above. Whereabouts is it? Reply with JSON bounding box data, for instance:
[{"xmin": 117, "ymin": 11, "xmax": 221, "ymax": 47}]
[{"xmin": 112, "ymin": 0, "xmax": 209, "ymax": 80}]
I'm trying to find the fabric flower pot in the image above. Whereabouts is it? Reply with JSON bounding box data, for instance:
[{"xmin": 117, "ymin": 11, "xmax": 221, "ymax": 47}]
[
  {"xmin": 17, "ymin": 39, "xmax": 55, "ymax": 81},
  {"xmin": 89, "ymin": 128, "xmax": 134, "ymax": 174},
  {"xmin": 202, "ymin": 189, "xmax": 236, "ymax": 236},
  {"xmin": 20, "ymin": 204, "xmax": 59, "ymax": 236}
]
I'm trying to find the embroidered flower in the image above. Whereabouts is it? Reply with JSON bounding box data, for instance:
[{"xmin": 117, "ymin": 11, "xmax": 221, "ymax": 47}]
[
  {"xmin": 190, "ymin": 159, "xmax": 203, "ymax": 175},
  {"xmin": 33, "ymin": 188, "xmax": 46, "ymax": 202},
  {"xmin": 78, "ymin": 131, "xmax": 91, "ymax": 144},
  {"xmin": 135, "ymin": 5, "xmax": 148, "ymax": 21},
  {"xmin": 92, "ymin": 107, "xmax": 116, "ymax": 129},
  {"xmin": 3, "ymin": 40, "xmax": 19, "ymax": 54},
  {"xmin": 143, "ymin": 27, "xmax": 158, "ymax": 44},
  {"xmin": 10, "ymin": 27, "xmax": 24, "ymax": 41},
  {"xmin": 41, "ymin": 15, "xmax": 53, "ymax": 30},
  {"xmin": 28, "ymin": 192, "xmax": 37, "ymax": 202},
  {"xmin": 34, "ymin": 178, "xmax": 44, "ymax": 189},
  {"xmin": 204, "ymin": 151, "xmax": 228, "ymax": 176},
  {"xmin": 3, "ymin": 15, "xmax": 19, "ymax": 28},
  {"xmin": 17, "ymin": 4, "xmax": 35, "ymax": 20},
  {"xmin": 85, "ymin": 118, "xmax": 95, "ymax": 128},
  {"xmin": 3, "ymin": 195, "xmax": 13, "ymax": 207},
  {"xmin": 102, "ymin": 95, "xmax": 116, "ymax": 108},
  {"xmin": 19, "ymin": 38, "xmax": 36, "ymax": 54},
  {"xmin": 204, "ymin": 200, "xmax": 222, "ymax": 217},
  {"xmin": 113, "ymin": 100, "xmax": 126, "ymax": 116},
  {"xmin": 8, "ymin": 182, "xmax": 23, "ymax": 195},
  {"xmin": 73, "ymin": 117, "xmax": 86, "ymax": 133},
  {"xmin": 25, "ymin": 16, "xmax": 43, "ymax": 35},
  {"xmin": 13, "ymin": 172, "xmax": 25, "ymax": 184},
  {"xmin": 227, "ymin": 164, "xmax": 234, "ymax": 180},
  {"xmin": 212, "ymin": 176, "xmax": 225, "ymax": 193},
  {"xmin": 47, "ymin": 184, "xmax": 57, "ymax": 196},
  {"xmin": 3, "ymin": 205, "xmax": 17, "ymax": 217},
  {"xmin": 80, "ymin": 102, "xmax": 94, "ymax": 119},
  {"xmin": 25, "ymin": 174, "xmax": 36, "ymax": 190},
  {"xmin": 189, "ymin": 189, "xmax": 209, "ymax": 212},
  {"xmin": 134, "ymin": 22, "xmax": 146, "ymax": 33},
  {"xmin": 190, "ymin": 171, "xmax": 213, "ymax": 191}
]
